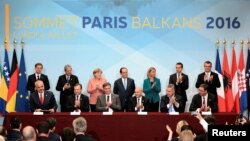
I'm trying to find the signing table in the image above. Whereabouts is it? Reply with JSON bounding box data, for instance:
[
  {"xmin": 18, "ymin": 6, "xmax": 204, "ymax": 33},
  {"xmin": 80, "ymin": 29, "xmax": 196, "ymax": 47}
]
[{"xmin": 3, "ymin": 112, "xmax": 237, "ymax": 141}]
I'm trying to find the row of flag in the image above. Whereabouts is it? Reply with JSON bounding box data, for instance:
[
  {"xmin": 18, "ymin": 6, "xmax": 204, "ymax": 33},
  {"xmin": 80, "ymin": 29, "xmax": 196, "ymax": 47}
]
[
  {"xmin": 216, "ymin": 41, "xmax": 249, "ymax": 114},
  {"xmin": 0, "ymin": 41, "xmax": 29, "ymax": 114}
]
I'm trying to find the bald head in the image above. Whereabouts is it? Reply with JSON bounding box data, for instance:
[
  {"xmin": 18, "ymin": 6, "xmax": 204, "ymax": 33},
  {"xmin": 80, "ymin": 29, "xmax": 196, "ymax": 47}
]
[
  {"xmin": 0, "ymin": 135, "xmax": 5, "ymax": 141},
  {"xmin": 22, "ymin": 126, "xmax": 36, "ymax": 141},
  {"xmin": 135, "ymin": 87, "xmax": 143, "ymax": 98},
  {"xmin": 35, "ymin": 80, "xmax": 44, "ymax": 93}
]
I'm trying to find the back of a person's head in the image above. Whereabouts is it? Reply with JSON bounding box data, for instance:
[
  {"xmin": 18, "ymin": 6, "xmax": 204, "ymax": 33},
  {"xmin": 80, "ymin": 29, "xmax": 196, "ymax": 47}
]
[
  {"xmin": 181, "ymin": 125, "xmax": 194, "ymax": 133},
  {"xmin": 10, "ymin": 116, "xmax": 21, "ymax": 129},
  {"xmin": 176, "ymin": 120, "xmax": 189, "ymax": 135},
  {"xmin": 45, "ymin": 117, "xmax": 57, "ymax": 130},
  {"xmin": 179, "ymin": 130, "xmax": 194, "ymax": 141},
  {"xmin": 0, "ymin": 126, "xmax": 7, "ymax": 137},
  {"xmin": 72, "ymin": 117, "xmax": 87, "ymax": 133},
  {"xmin": 22, "ymin": 126, "xmax": 36, "ymax": 141},
  {"xmin": 204, "ymin": 115, "xmax": 215, "ymax": 125},
  {"xmin": 0, "ymin": 135, "xmax": 5, "ymax": 141},
  {"xmin": 61, "ymin": 127, "xmax": 75, "ymax": 141},
  {"xmin": 37, "ymin": 121, "xmax": 50, "ymax": 134}
]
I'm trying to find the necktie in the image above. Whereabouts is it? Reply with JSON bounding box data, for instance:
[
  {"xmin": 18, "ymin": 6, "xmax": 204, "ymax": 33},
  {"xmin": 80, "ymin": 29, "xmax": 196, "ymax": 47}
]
[
  {"xmin": 37, "ymin": 75, "xmax": 40, "ymax": 80},
  {"xmin": 66, "ymin": 76, "xmax": 70, "ymax": 83},
  {"xmin": 39, "ymin": 93, "xmax": 44, "ymax": 104},
  {"xmin": 137, "ymin": 98, "xmax": 140, "ymax": 105},
  {"xmin": 75, "ymin": 95, "xmax": 79, "ymax": 112},
  {"xmin": 202, "ymin": 96, "xmax": 207, "ymax": 111},
  {"xmin": 107, "ymin": 95, "xmax": 110, "ymax": 103},
  {"xmin": 123, "ymin": 79, "xmax": 127, "ymax": 90}
]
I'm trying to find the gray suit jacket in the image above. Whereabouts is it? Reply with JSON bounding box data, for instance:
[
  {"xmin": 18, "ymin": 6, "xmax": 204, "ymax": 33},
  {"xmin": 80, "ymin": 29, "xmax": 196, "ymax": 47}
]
[{"xmin": 96, "ymin": 94, "xmax": 122, "ymax": 112}]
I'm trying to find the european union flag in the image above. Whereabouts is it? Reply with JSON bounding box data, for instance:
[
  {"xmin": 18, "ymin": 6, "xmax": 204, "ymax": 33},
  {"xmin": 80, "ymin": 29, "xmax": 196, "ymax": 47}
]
[
  {"xmin": 245, "ymin": 48, "xmax": 250, "ymax": 111},
  {"xmin": 15, "ymin": 48, "xmax": 29, "ymax": 112}
]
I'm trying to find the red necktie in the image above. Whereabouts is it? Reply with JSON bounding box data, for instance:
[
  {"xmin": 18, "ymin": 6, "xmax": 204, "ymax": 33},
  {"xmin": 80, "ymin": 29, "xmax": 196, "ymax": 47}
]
[
  {"xmin": 39, "ymin": 93, "xmax": 44, "ymax": 104},
  {"xmin": 202, "ymin": 96, "xmax": 207, "ymax": 111}
]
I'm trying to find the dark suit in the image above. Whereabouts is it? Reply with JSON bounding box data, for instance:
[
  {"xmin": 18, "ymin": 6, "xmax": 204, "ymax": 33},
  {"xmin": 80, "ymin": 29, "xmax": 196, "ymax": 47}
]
[
  {"xmin": 29, "ymin": 91, "xmax": 58, "ymax": 112},
  {"xmin": 127, "ymin": 96, "xmax": 150, "ymax": 112},
  {"xmin": 75, "ymin": 134, "xmax": 96, "ymax": 141},
  {"xmin": 56, "ymin": 74, "xmax": 79, "ymax": 112},
  {"xmin": 27, "ymin": 73, "xmax": 50, "ymax": 93},
  {"xmin": 169, "ymin": 73, "xmax": 189, "ymax": 112},
  {"xmin": 65, "ymin": 94, "xmax": 90, "ymax": 112},
  {"xmin": 6, "ymin": 130, "xmax": 22, "ymax": 141},
  {"xmin": 189, "ymin": 93, "xmax": 218, "ymax": 112},
  {"xmin": 160, "ymin": 94, "xmax": 183, "ymax": 113},
  {"xmin": 96, "ymin": 94, "xmax": 121, "ymax": 112},
  {"xmin": 113, "ymin": 77, "xmax": 135, "ymax": 111},
  {"xmin": 195, "ymin": 72, "xmax": 221, "ymax": 101}
]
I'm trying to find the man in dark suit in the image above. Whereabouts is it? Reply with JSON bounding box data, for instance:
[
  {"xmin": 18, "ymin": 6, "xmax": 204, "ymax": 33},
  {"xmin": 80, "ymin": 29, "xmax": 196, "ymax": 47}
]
[
  {"xmin": 169, "ymin": 62, "xmax": 189, "ymax": 112},
  {"xmin": 65, "ymin": 83, "xmax": 90, "ymax": 112},
  {"xmin": 195, "ymin": 61, "xmax": 221, "ymax": 102},
  {"xmin": 160, "ymin": 84, "xmax": 183, "ymax": 113},
  {"xmin": 36, "ymin": 121, "xmax": 52, "ymax": 141},
  {"xmin": 7, "ymin": 116, "xmax": 22, "ymax": 141},
  {"xmin": 56, "ymin": 64, "xmax": 79, "ymax": 112},
  {"xmin": 27, "ymin": 63, "xmax": 50, "ymax": 93},
  {"xmin": 29, "ymin": 80, "xmax": 57, "ymax": 113},
  {"xmin": 96, "ymin": 82, "xmax": 121, "ymax": 112},
  {"xmin": 127, "ymin": 87, "xmax": 149, "ymax": 112},
  {"xmin": 73, "ymin": 117, "xmax": 96, "ymax": 141},
  {"xmin": 189, "ymin": 84, "xmax": 218, "ymax": 112},
  {"xmin": 113, "ymin": 67, "xmax": 135, "ymax": 111}
]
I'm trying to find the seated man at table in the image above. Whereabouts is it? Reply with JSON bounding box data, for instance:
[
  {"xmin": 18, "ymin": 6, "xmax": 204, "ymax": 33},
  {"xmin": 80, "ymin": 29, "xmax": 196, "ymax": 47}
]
[
  {"xmin": 160, "ymin": 84, "xmax": 183, "ymax": 113},
  {"xmin": 96, "ymin": 82, "xmax": 121, "ymax": 112},
  {"xmin": 127, "ymin": 87, "xmax": 149, "ymax": 112},
  {"xmin": 189, "ymin": 84, "xmax": 218, "ymax": 113},
  {"xmin": 65, "ymin": 83, "xmax": 90, "ymax": 112},
  {"xmin": 29, "ymin": 80, "xmax": 58, "ymax": 113}
]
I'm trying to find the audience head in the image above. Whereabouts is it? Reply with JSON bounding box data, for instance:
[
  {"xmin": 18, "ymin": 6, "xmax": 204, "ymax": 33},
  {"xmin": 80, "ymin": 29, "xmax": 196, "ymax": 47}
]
[
  {"xmin": 204, "ymin": 61, "xmax": 212, "ymax": 73},
  {"xmin": 103, "ymin": 82, "xmax": 112, "ymax": 94},
  {"xmin": 74, "ymin": 83, "xmax": 82, "ymax": 96},
  {"xmin": 134, "ymin": 87, "xmax": 143, "ymax": 98},
  {"xmin": 181, "ymin": 125, "xmax": 194, "ymax": 133},
  {"xmin": 176, "ymin": 62, "xmax": 183, "ymax": 73},
  {"xmin": 36, "ymin": 121, "xmax": 50, "ymax": 135},
  {"xmin": 61, "ymin": 127, "xmax": 75, "ymax": 141},
  {"xmin": 0, "ymin": 135, "xmax": 5, "ymax": 141},
  {"xmin": 179, "ymin": 130, "xmax": 194, "ymax": 141},
  {"xmin": 35, "ymin": 80, "xmax": 45, "ymax": 93},
  {"xmin": 166, "ymin": 84, "xmax": 175, "ymax": 97},
  {"xmin": 34, "ymin": 63, "xmax": 43, "ymax": 74},
  {"xmin": 147, "ymin": 67, "xmax": 156, "ymax": 78},
  {"xmin": 235, "ymin": 114, "xmax": 249, "ymax": 125},
  {"xmin": 93, "ymin": 68, "xmax": 103, "ymax": 79},
  {"xmin": 120, "ymin": 67, "xmax": 128, "ymax": 78},
  {"xmin": 22, "ymin": 126, "xmax": 36, "ymax": 141},
  {"xmin": 64, "ymin": 64, "xmax": 72, "ymax": 76},
  {"xmin": 10, "ymin": 116, "xmax": 22, "ymax": 130},
  {"xmin": 198, "ymin": 84, "xmax": 208, "ymax": 96},
  {"xmin": 45, "ymin": 117, "xmax": 57, "ymax": 132},
  {"xmin": 0, "ymin": 126, "xmax": 7, "ymax": 137},
  {"xmin": 72, "ymin": 117, "xmax": 87, "ymax": 134},
  {"xmin": 176, "ymin": 120, "xmax": 189, "ymax": 135},
  {"xmin": 204, "ymin": 115, "xmax": 215, "ymax": 125}
]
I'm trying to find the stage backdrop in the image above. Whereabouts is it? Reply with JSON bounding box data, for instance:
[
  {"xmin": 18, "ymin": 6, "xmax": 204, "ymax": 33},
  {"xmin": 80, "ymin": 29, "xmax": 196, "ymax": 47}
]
[{"xmin": 0, "ymin": 0, "xmax": 250, "ymax": 111}]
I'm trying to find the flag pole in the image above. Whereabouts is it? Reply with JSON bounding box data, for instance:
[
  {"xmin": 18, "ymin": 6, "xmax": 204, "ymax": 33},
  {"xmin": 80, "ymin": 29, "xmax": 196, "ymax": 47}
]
[
  {"xmin": 240, "ymin": 40, "xmax": 244, "ymax": 49},
  {"xmin": 13, "ymin": 38, "xmax": 17, "ymax": 49},
  {"xmin": 21, "ymin": 38, "xmax": 25, "ymax": 49},
  {"xmin": 231, "ymin": 40, "xmax": 235, "ymax": 49},
  {"xmin": 247, "ymin": 39, "xmax": 250, "ymax": 120},
  {"xmin": 216, "ymin": 40, "xmax": 220, "ymax": 49}
]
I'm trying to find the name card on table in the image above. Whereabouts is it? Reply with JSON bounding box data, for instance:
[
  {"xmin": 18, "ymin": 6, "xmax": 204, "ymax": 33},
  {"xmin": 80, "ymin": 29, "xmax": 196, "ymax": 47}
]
[
  {"xmin": 168, "ymin": 112, "xmax": 179, "ymax": 115},
  {"xmin": 70, "ymin": 111, "xmax": 81, "ymax": 115},
  {"xmin": 33, "ymin": 112, "xmax": 43, "ymax": 115},
  {"xmin": 103, "ymin": 112, "xmax": 113, "ymax": 115},
  {"xmin": 201, "ymin": 111, "xmax": 212, "ymax": 115},
  {"xmin": 137, "ymin": 111, "xmax": 148, "ymax": 115}
]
